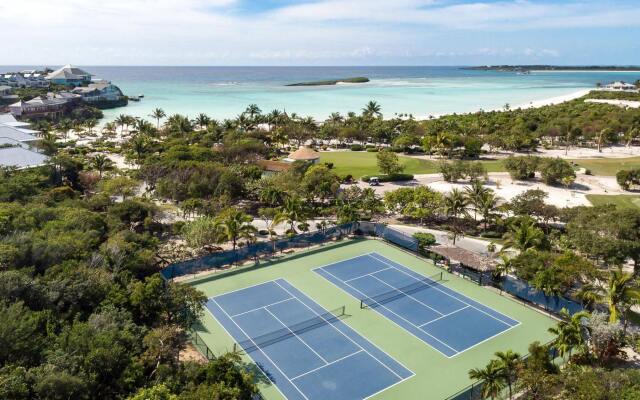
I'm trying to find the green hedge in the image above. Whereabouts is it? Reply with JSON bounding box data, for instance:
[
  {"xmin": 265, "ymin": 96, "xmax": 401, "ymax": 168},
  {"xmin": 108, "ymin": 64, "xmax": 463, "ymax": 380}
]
[{"xmin": 361, "ymin": 173, "xmax": 414, "ymax": 182}]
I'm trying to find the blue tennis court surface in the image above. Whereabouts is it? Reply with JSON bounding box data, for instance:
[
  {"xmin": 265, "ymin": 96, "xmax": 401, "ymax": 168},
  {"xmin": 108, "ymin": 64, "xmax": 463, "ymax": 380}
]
[
  {"xmin": 206, "ymin": 279, "xmax": 413, "ymax": 400},
  {"xmin": 314, "ymin": 252, "xmax": 520, "ymax": 357}
]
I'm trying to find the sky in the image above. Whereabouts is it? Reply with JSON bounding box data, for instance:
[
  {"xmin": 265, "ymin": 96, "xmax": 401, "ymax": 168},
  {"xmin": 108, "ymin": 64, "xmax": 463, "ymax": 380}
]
[{"xmin": 1, "ymin": 0, "xmax": 639, "ymax": 66}]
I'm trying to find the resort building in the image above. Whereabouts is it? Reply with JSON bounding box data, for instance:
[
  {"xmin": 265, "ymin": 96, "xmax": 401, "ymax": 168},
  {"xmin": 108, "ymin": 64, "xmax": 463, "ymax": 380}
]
[
  {"xmin": 45, "ymin": 64, "xmax": 93, "ymax": 86},
  {"xmin": 0, "ymin": 85, "xmax": 12, "ymax": 96},
  {"xmin": 602, "ymin": 81, "xmax": 638, "ymax": 92},
  {"xmin": 0, "ymin": 115, "xmax": 48, "ymax": 169},
  {"xmin": 72, "ymin": 82, "xmax": 126, "ymax": 104},
  {"xmin": 1, "ymin": 72, "xmax": 49, "ymax": 88},
  {"xmin": 8, "ymin": 96, "xmax": 69, "ymax": 119},
  {"xmin": 0, "ymin": 124, "xmax": 41, "ymax": 147},
  {"xmin": 285, "ymin": 146, "xmax": 321, "ymax": 164},
  {"xmin": 0, "ymin": 146, "xmax": 49, "ymax": 169}
]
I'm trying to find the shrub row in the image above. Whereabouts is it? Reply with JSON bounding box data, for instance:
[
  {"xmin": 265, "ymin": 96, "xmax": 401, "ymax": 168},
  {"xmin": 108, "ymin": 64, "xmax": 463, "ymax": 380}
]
[{"xmin": 361, "ymin": 173, "xmax": 415, "ymax": 182}]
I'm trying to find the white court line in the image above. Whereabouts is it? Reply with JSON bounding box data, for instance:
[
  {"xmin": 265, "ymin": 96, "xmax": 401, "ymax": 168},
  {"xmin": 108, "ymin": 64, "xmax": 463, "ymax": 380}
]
[
  {"xmin": 209, "ymin": 298, "xmax": 310, "ymax": 400},
  {"xmin": 311, "ymin": 252, "xmax": 375, "ymax": 272},
  {"xmin": 317, "ymin": 267, "xmax": 459, "ymax": 355},
  {"xmin": 368, "ymin": 252, "xmax": 517, "ymax": 328},
  {"xmin": 290, "ymin": 350, "xmax": 363, "ymax": 380},
  {"xmin": 273, "ymin": 280, "xmax": 411, "ymax": 380},
  {"xmin": 368, "ymin": 272, "xmax": 445, "ymax": 317},
  {"xmin": 344, "ymin": 267, "xmax": 394, "ymax": 283},
  {"xmin": 230, "ymin": 297, "xmax": 295, "ymax": 318},
  {"xmin": 419, "ymin": 306, "xmax": 470, "ymax": 327},
  {"xmin": 263, "ymin": 307, "xmax": 330, "ymax": 364},
  {"xmin": 214, "ymin": 279, "xmax": 282, "ymax": 298}
]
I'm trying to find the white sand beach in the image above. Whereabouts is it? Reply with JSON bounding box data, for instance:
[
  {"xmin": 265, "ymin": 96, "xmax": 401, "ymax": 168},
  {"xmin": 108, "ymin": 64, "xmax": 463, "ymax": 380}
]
[{"xmin": 516, "ymin": 89, "xmax": 591, "ymax": 109}]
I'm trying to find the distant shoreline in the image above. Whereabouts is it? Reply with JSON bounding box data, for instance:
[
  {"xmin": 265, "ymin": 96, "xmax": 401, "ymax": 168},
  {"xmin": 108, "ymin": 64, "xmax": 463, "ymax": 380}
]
[{"xmin": 464, "ymin": 65, "xmax": 640, "ymax": 72}]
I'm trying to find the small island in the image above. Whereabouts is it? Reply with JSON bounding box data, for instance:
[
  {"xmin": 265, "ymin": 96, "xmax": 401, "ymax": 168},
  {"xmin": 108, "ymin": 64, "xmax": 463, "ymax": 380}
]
[{"xmin": 286, "ymin": 77, "xmax": 369, "ymax": 86}]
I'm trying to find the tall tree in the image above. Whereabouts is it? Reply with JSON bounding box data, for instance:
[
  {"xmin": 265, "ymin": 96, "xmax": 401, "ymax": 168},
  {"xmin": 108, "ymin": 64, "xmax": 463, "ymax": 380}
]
[
  {"xmin": 215, "ymin": 209, "xmax": 257, "ymax": 251},
  {"xmin": 468, "ymin": 360, "xmax": 505, "ymax": 400},
  {"xmin": 149, "ymin": 108, "xmax": 166, "ymax": 130}
]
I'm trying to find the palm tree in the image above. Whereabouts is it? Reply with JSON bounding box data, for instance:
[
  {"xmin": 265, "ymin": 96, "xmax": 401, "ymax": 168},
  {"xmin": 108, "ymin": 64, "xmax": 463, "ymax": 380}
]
[
  {"xmin": 129, "ymin": 135, "xmax": 148, "ymax": 165},
  {"xmin": 195, "ymin": 113, "xmax": 211, "ymax": 130},
  {"xmin": 548, "ymin": 309, "xmax": 590, "ymax": 360},
  {"xmin": 494, "ymin": 350, "xmax": 520, "ymax": 400},
  {"xmin": 476, "ymin": 191, "xmax": 499, "ymax": 231},
  {"xmin": 362, "ymin": 101, "xmax": 382, "ymax": 118},
  {"xmin": 149, "ymin": 108, "xmax": 166, "ymax": 130},
  {"xmin": 259, "ymin": 186, "xmax": 286, "ymax": 207},
  {"xmin": 91, "ymin": 154, "xmax": 114, "ymax": 178},
  {"xmin": 277, "ymin": 196, "xmax": 307, "ymax": 234},
  {"xmin": 214, "ymin": 210, "xmax": 257, "ymax": 251},
  {"xmin": 115, "ymin": 114, "xmax": 128, "ymax": 134},
  {"xmin": 465, "ymin": 180, "xmax": 490, "ymax": 221},
  {"xmin": 624, "ymin": 127, "xmax": 639, "ymax": 148},
  {"xmin": 596, "ymin": 128, "xmax": 611, "ymax": 153},
  {"xmin": 502, "ymin": 217, "xmax": 544, "ymax": 252},
  {"xmin": 606, "ymin": 268, "xmax": 640, "ymax": 325},
  {"xmin": 442, "ymin": 189, "xmax": 469, "ymax": 220},
  {"xmin": 84, "ymin": 119, "xmax": 98, "ymax": 135},
  {"xmin": 468, "ymin": 360, "xmax": 505, "ymax": 400},
  {"xmin": 57, "ymin": 118, "xmax": 72, "ymax": 140},
  {"xmin": 245, "ymin": 104, "xmax": 262, "ymax": 120},
  {"xmin": 575, "ymin": 284, "xmax": 604, "ymax": 311},
  {"xmin": 102, "ymin": 122, "xmax": 117, "ymax": 139}
]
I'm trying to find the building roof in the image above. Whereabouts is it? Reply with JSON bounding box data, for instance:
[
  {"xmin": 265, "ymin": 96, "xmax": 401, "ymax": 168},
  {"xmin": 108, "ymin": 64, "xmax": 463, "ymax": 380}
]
[
  {"xmin": 256, "ymin": 159, "xmax": 292, "ymax": 172},
  {"xmin": 288, "ymin": 146, "xmax": 320, "ymax": 161},
  {"xmin": 45, "ymin": 64, "xmax": 93, "ymax": 81},
  {"xmin": 0, "ymin": 125, "xmax": 39, "ymax": 142},
  {"xmin": 0, "ymin": 113, "xmax": 18, "ymax": 124},
  {"xmin": 428, "ymin": 245, "xmax": 497, "ymax": 272},
  {"xmin": 0, "ymin": 147, "xmax": 48, "ymax": 169}
]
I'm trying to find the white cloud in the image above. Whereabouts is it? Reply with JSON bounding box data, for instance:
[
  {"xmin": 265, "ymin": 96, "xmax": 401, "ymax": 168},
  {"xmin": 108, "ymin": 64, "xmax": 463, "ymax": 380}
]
[{"xmin": 0, "ymin": 0, "xmax": 636, "ymax": 64}]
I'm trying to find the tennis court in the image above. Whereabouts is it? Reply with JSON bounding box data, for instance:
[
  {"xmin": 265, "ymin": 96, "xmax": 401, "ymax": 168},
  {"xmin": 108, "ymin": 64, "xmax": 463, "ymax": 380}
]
[
  {"xmin": 314, "ymin": 252, "xmax": 520, "ymax": 357},
  {"xmin": 206, "ymin": 278, "xmax": 414, "ymax": 400}
]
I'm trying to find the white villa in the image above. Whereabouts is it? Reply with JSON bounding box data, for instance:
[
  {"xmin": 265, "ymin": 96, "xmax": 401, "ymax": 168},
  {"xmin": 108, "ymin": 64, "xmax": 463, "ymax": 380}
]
[{"xmin": 601, "ymin": 81, "xmax": 638, "ymax": 92}]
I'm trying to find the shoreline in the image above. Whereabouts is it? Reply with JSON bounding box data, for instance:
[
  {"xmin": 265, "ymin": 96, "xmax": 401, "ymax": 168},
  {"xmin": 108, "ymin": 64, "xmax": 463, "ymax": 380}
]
[{"xmin": 414, "ymin": 88, "xmax": 592, "ymax": 120}]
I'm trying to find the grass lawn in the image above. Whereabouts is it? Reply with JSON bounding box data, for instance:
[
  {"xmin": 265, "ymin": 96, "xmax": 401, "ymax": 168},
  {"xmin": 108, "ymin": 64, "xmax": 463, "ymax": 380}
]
[
  {"xmin": 570, "ymin": 157, "xmax": 640, "ymax": 176},
  {"xmin": 320, "ymin": 151, "xmax": 640, "ymax": 178},
  {"xmin": 586, "ymin": 194, "xmax": 640, "ymax": 209},
  {"xmin": 188, "ymin": 239, "xmax": 556, "ymax": 400},
  {"xmin": 320, "ymin": 151, "xmax": 505, "ymax": 178}
]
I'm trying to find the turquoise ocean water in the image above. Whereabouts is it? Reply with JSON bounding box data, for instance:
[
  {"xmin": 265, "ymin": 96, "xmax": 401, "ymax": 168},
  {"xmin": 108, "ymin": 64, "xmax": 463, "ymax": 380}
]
[{"xmin": 5, "ymin": 66, "xmax": 640, "ymax": 121}]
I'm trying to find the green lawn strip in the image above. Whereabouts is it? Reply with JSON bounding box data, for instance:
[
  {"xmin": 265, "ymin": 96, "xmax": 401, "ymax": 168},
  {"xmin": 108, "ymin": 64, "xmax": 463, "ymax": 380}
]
[
  {"xmin": 319, "ymin": 151, "xmax": 505, "ymax": 178},
  {"xmin": 586, "ymin": 194, "xmax": 640, "ymax": 209},
  {"xmin": 570, "ymin": 157, "xmax": 640, "ymax": 176},
  {"xmin": 189, "ymin": 239, "xmax": 556, "ymax": 400},
  {"xmin": 321, "ymin": 151, "xmax": 640, "ymax": 178}
]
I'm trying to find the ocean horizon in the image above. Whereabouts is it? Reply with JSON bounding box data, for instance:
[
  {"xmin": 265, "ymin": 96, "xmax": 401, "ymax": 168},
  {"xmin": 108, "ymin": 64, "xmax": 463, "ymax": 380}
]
[{"xmin": 4, "ymin": 66, "xmax": 640, "ymax": 121}]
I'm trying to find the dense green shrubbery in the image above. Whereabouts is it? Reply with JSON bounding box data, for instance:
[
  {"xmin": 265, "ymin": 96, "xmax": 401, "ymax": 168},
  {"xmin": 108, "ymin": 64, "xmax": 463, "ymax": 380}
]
[
  {"xmin": 504, "ymin": 156, "xmax": 539, "ymax": 180},
  {"xmin": 361, "ymin": 173, "xmax": 414, "ymax": 182},
  {"xmin": 617, "ymin": 168, "xmax": 640, "ymax": 191},
  {"xmin": 413, "ymin": 232, "xmax": 437, "ymax": 251},
  {"xmin": 503, "ymin": 156, "xmax": 575, "ymax": 185},
  {"xmin": 438, "ymin": 160, "xmax": 487, "ymax": 182},
  {"xmin": 350, "ymin": 144, "xmax": 364, "ymax": 151}
]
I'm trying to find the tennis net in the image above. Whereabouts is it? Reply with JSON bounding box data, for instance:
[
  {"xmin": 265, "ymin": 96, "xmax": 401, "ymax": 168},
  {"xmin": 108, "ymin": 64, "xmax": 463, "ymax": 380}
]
[
  {"xmin": 234, "ymin": 306, "xmax": 346, "ymax": 353},
  {"xmin": 360, "ymin": 272, "xmax": 444, "ymax": 309}
]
